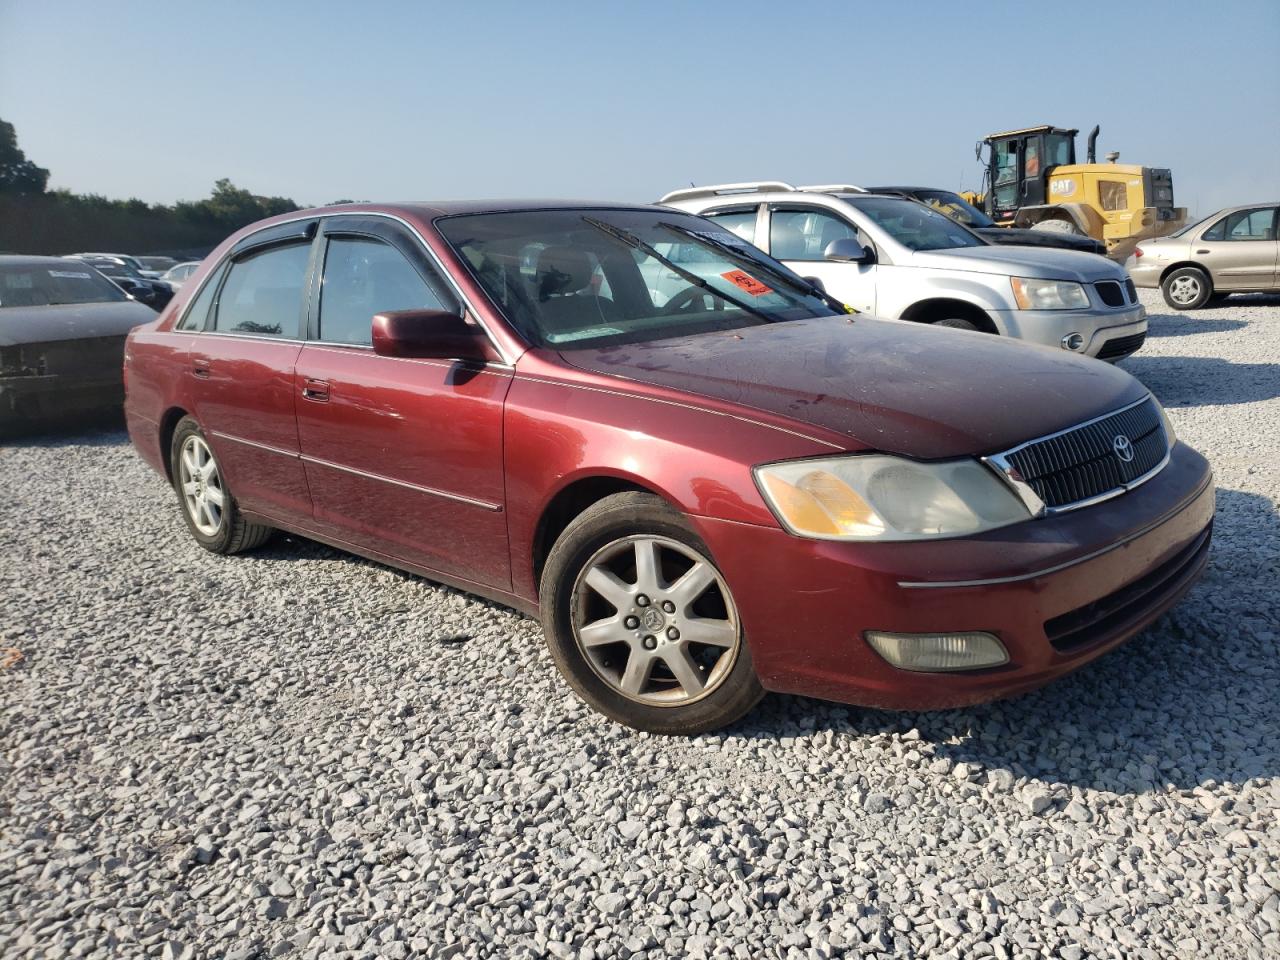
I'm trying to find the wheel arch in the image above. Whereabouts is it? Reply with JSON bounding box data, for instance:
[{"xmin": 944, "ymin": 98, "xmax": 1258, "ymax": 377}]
[
  {"xmin": 1159, "ymin": 260, "xmax": 1211, "ymax": 285},
  {"xmin": 158, "ymin": 406, "xmax": 190, "ymax": 483},
  {"xmin": 532, "ymin": 474, "xmax": 671, "ymax": 591},
  {"xmin": 899, "ymin": 298, "xmax": 998, "ymax": 333},
  {"xmin": 1014, "ymin": 202, "xmax": 1101, "ymax": 235}
]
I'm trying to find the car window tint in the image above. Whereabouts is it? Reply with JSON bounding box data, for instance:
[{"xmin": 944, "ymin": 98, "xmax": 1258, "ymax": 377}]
[
  {"xmin": 1223, "ymin": 208, "xmax": 1276, "ymax": 241},
  {"xmin": 704, "ymin": 210, "xmax": 757, "ymax": 244},
  {"xmin": 769, "ymin": 209, "xmax": 859, "ymax": 261},
  {"xmin": 1201, "ymin": 218, "xmax": 1227, "ymax": 241},
  {"xmin": 318, "ymin": 237, "xmax": 448, "ymax": 345},
  {"xmin": 213, "ymin": 243, "xmax": 311, "ymax": 337},
  {"xmin": 176, "ymin": 265, "xmax": 224, "ymax": 331}
]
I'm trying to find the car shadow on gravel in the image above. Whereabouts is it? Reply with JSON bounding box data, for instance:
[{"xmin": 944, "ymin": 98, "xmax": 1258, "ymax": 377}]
[
  {"xmin": 1121, "ymin": 355, "xmax": 1280, "ymax": 407},
  {"xmin": 736, "ymin": 487, "xmax": 1279, "ymax": 796},
  {"xmin": 0, "ymin": 417, "xmax": 127, "ymax": 446},
  {"xmin": 1144, "ymin": 314, "xmax": 1248, "ymax": 337}
]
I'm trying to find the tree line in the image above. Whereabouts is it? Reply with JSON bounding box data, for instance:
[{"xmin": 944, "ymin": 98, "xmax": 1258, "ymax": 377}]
[{"xmin": 0, "ymin": 117, "xmax": 303, "ymax": 257}]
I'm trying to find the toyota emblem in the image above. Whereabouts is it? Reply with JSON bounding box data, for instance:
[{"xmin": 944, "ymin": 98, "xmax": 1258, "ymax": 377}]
[{"xmin": 1113, "ymin": 434, "xmax": 1135, "ymax": 463}]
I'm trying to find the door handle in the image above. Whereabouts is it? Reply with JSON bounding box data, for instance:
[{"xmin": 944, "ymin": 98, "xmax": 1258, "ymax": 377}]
[
  {"xmin": 302, "ymin": 378, "xmax": 330, "ymax": 402},
  {"xmin": 192, "ymin": 359, "xmax": 210, "ymax": 379},
  {"xmin": 1195, "ymin": 249, "xmax": 1210, "ymax": 254}
]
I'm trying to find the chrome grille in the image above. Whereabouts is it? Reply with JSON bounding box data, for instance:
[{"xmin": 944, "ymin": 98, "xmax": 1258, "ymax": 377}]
[{"xmin": 989, "ymin": 396, "xmax": 1169, "ymax": 513}]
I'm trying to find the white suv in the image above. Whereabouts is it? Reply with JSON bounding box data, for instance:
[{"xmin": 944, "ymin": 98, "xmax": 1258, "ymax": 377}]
[{"xmin": 661, "ymin": 182, "xmax": 1147, "ymax": 361}]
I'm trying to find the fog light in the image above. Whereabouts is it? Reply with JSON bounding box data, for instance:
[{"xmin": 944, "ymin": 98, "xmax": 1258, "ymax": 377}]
[
  {"xmin": 1061, "ymin": 333, "xmax": 1085, "ymax": 351},
  {"xmin": 865, "ymin": 631, "xmax": 1009, "ymax": 672}
]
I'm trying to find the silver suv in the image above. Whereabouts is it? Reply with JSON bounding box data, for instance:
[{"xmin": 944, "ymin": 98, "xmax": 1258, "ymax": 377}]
[{"xmin": 662, "ymin": 182, "xmax": 1147, "ymax": 361}]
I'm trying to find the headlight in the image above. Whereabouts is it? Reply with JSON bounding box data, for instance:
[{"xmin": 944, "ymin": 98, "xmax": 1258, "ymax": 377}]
[
  {"xmin": 1010, "ymin": 277, "xmax": 1090, "ymax": 310},
  {"xmin": 754, "ymin": 455, "xmax": 1032, "ymax": 541}
]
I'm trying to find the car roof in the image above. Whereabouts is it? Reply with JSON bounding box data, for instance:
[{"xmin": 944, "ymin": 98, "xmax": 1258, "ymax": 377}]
[
  {"xmin": 864, "ymin": 186, "xmax": 958, "ymax": 195},
  {"xmin": 311, "ymin": 199, "xmax": 668, "ymax": 219},
  {"xmin": 0, "ymin": 254, "xmax": 97, "ymax": 267}
]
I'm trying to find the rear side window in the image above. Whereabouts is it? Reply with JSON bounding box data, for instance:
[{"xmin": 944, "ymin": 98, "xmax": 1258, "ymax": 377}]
[
  {"xmin": 703, "ymin": 209, "xmax": 757, "ymax": 244},
  {"xmin": 212, "ymin": 242, "xmax": 311, "ymax": 337},
  {"xmin": 317, "ymin": 237, "xmax": 450, "ymax": 345},
  {"xmin": 769, "ymin": 209, "xmax": 860, "ymax": 261}
]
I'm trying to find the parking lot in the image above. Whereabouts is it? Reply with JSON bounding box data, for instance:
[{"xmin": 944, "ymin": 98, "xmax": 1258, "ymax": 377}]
[{"xmin": 2, "ymin": 289, "xmax": 1278, "ymax": 959}]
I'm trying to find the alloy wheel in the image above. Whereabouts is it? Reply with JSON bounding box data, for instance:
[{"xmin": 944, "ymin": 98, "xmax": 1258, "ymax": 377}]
[
  {"xmin": 179, "ymin": 435, "xmax": 225, "ymax": 536},
  {"xmin": 1168, "ymin": 275, "xmax": 1201, "ymax": 304},
  {"xmin": 571, "ymin": 535, "xmax": 740, "ymax": 706}
]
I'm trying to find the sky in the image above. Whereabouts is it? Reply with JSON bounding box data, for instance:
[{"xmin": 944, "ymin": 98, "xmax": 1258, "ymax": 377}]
[{"xmin": 1, "ymin": 0, "xmax": 1277, "ymax": 219}]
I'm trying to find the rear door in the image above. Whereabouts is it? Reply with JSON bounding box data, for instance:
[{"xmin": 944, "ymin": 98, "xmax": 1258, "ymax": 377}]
[
  {"xmin": 1195, "ymin": 206, "xmax": 1279, "ymax": 290},
  {"xmin": 293, "ymin": 216, "xmax": 513, "ymax": 589},
  {"xmin": 187, "ymin": 220, "xmax": 318, "ymax": 524},
  {"xmin": 765, "ymin": 205, "xmax": 877, "ymax": 313}
]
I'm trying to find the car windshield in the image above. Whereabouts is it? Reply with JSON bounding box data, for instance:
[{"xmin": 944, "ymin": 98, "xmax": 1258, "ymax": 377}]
[
  {"xmin": 848, "ymin": 196, "xmax": 986, "ymax": 251},
  {"xmin": 436, "ymin": 209, "xmax": 840, "ymax": 349},
  {"xmin": 910, "ymin": 190, "xmax": 996, "ymax": 228},
  {"xmin": 0, "ymin": 263, "xmax": 128, "ymax": 307}
]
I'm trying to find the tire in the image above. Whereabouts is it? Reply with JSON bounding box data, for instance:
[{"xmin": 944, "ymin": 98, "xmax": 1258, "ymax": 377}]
[
  {"xmin": 539, "ymin": 491, "xmax": 765, "ymax": 735},
  {"xmin": 1031, "ymin": 218, "xmax": 1084, "ymax": 236},
  {"xmin": 1161, "ymin": 266, "xmax": 1213, "ymax": 310},
  {"xmin": 933, "ymin": 317, "xmax": 979, "ymax": 332},
  {"xmin": 169, "ymin": 416, "xmax": 272, "ymax": 554}
]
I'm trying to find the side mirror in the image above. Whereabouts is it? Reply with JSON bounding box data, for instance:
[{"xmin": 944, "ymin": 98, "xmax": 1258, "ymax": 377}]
[
  {"xmin": 371, "ymin": 308, "xmax": 495, "ymax": 362},
  {"xmin": 824, "ymin": 238, "xmax": 876, "ymax": 264},
  {"xmin": 801, "ymin": 276, "xmax": 827, "ymax": 293}
]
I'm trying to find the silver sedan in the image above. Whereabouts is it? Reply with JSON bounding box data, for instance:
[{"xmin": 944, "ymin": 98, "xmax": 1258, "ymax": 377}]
[{"xmin": 1127, "ymin": 202, "xmax": 1279, "ymax": 309}]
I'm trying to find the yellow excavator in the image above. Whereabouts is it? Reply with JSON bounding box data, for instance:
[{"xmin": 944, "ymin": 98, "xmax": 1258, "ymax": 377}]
[{"xmin": 961, "ymin": 124, "xmax": 1186, "ymax": 260}]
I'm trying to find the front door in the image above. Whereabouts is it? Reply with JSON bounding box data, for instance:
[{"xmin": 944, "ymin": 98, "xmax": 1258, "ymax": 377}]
[
  {"xmin": 186, "ymin": 223, "xmax": 318, "ymax": 524},
  {"xmin": 293, "ymin": 216, "xmax": 513, "ymax": 589},
  {"xmin": 766, "ymin": 205, "xmax": 876, "ymax": 314},
  {"xmin": 1194, "ymin": 206, "xmax": 1280, "ymax": 290}
]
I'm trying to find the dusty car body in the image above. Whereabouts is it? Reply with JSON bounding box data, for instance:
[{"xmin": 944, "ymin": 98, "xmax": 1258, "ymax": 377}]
[
  {"xmin": 1, "ymin": 256, "xmax": 155, "ymax": 429},
  {"xmin": 123, "ymin": 202, "xmax": 1212, "ymax": 734}
]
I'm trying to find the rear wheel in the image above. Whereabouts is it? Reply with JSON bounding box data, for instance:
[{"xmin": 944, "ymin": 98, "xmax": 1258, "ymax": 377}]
[
  {"xmin": 1161, "ymin": 266, "xmax": 1212, "ymax": 310},
  {"xmin": 170, "ymin": 417, "xmax": 272, "ymax": 554},
  {"xmin": 539, "ymin": 492, "xmax": 764, "ymax": 734},
  {"xmin": 1031, "ymin": 217, "xmax": 1084, "ymax": 236}
]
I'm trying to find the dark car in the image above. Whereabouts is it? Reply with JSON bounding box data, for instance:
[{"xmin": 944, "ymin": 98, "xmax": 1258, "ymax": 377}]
[
  {"xmin": 68, "ymin": 256, "xmax": 174, "ymax": 310},
  {"xmin": 1, "ymin": 256, "xmax": 156, "ymax": 430},
  {"xmin": 865, "ymin": 187, "xmax": 1108, "ymax": 257},
  {"xmin": 123, "ymin": 201, "xmax": 1211, "ymax": 735}
]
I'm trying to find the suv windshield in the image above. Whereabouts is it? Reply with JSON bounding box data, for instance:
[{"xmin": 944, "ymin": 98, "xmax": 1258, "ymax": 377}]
[
  {"xmin": 0, "ymin": 263, "xmax": 128, "ymax": 307},
  {"xmin": 910, "ymin": 190, "xmax": 996, "ymax": 229},
  {"xmin": 436, "ymin": 209, "xmax": 839, "ymax": 349},
  {"xmin": 848, "ymin": 196, "xmax": 986, "ymax": 251}
]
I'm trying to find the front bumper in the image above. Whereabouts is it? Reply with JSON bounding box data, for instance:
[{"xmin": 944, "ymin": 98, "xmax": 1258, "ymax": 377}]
[
  {"xmin": 0, "ymin": 373, "xmax": 124, "ymax": 428},
  {"xmin": 991, "ymin": 304, "xmax": 1146, "ymax": 360},
  {"xmin": 695, "ymin": 441, "xmax": 1213, "ymax": 710}
]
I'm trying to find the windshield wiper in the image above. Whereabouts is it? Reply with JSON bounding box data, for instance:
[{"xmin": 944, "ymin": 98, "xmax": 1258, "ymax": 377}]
[
  {"xmin": 655, "ymin": 221, "xmax": 846, "ymax": 313},
  {"xmin": 581, "ymin": 216, "xmax": 780, "ymax": 326}
]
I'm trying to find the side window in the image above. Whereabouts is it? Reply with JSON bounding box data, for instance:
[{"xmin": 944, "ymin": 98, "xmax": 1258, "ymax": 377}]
[
  {"xmin": 769, "ymin": 209, "xmax": 859, "ymax": 261},
  {"xmin": 1202, "ymin": 217, "xmax": 1227, "ymax": 241},
  {"xmin": 318, "ymin": 237, "xmax": 449, "ymax": 345},
  {"xmin": 175, "ymin": 264, "xmax": 224, "ymax": 331},
  {"xmin": 213, "ymin": 243, "xmax": 311, "ymax": 337},
  {"xmin": 703, "ymin": 209, "xmax": 757, "ymax": 244},
  {"xmin": 1223, "ymin": 208, "xmax": 1276, "ymax": 241}
]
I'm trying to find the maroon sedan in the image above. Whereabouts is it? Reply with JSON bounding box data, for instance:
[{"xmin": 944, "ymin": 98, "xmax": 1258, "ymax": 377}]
[{"xmin": 123, "ymin": 202, "xmax": 1213, "ymax": 734}]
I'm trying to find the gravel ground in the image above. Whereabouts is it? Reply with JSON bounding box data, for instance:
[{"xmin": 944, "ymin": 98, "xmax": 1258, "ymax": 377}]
[{"xmin": 2, "ymin": 288, "xmax": 1278, "ymax": 960}]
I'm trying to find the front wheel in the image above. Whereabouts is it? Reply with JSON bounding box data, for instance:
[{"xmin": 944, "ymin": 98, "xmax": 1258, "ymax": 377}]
[
  {"xmin": 170, "ymin": 416, "xmax": 272, "ymax": 554},
  {"xmin": 1161, "ymin": 266, "xmax": 1212, "ymax": 310},
  {"xmin": 539, "ymin": 492, "xmax": 764, "ymax": 734},
  {"xmin": 932, "ymin": 317, "xmax": 979, "ymax": 332}
]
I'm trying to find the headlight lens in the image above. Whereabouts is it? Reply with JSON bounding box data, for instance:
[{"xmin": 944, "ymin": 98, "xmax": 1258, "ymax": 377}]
[
  {"xmin": 1010, "ymin": 277, "xmax": 1090, "ymax": 310},
  {"xmin": 754, "ymin": 455, "xmax": 1032, "ymax": 541}
]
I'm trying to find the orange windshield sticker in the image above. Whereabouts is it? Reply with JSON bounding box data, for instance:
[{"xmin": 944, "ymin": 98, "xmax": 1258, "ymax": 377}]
[{"xmin": 720, "ymin": 270, "xmax": 772, "ymax": 297}]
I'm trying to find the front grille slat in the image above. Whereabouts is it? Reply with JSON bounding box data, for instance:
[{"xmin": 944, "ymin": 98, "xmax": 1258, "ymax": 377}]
[
  {"xmin": 1095, "ymin": 280, "xmax": 1125, "ymax": 307},
  {"xmin": 999, "ymin": 397, "xmax": 1168, "ymax": 510},
  {"xmin": 1098, "ymin": 332, "xmax": 1147, "ymax": 360}
]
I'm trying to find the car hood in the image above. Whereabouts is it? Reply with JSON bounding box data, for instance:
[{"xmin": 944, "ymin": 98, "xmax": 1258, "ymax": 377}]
[
  {"xmin": 974, "ymin": 226, "xmax": 1102, "ymax": 254},
  {"xmin": 561, "ymin": 316, "xmax": 1146, "ymax": 460},
  {"xmin": 911, "ymin": 244, "xmax": 1125, "ymax": 282},
  {"xmin": 0, "ymin": 300, "xmax": 156, "ymax": 347}
]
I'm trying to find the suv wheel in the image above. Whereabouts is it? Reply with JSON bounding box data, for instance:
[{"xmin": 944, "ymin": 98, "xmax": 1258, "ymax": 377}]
[
  {"xmin": 539, "ymin": 492, "xmax": 764, "ymax": 734},
  {"xmin": 933, "ymin": 317, "xmax": 979, "ymax": 332},
  {"xmin": 1161, "ymin": 266, "xmax": 1212, "ymax": 310},
  {"xmin": 170, "ymin": 416, "xmax": 272, "ymax": 554}
]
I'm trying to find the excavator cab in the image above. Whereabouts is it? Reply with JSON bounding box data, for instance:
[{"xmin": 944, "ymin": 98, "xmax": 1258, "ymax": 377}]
[{"xmin": 978, "ymin": 125, "xmax": 1083, "ymax": 222}]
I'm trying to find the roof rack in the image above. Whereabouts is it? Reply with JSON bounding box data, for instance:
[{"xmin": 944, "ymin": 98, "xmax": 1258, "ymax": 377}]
[
  {"xmin": 659, "ymin": 181, "xmax": 797, "ymax": 203},
  {"xmin": 797, "ymin": 184, "xmax": 867, "ymax": 194}
]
